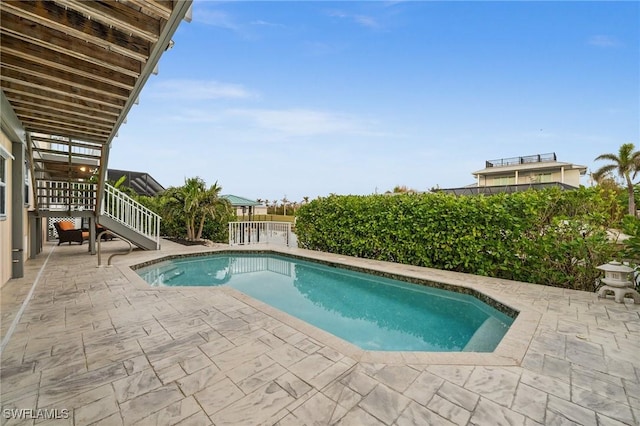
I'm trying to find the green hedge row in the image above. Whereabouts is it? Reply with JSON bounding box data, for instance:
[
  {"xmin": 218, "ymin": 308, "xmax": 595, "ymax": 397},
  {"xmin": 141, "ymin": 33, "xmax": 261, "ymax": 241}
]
[{"xmin": 295, "ymin": 188, "xmax": 621, "ymax": 291}]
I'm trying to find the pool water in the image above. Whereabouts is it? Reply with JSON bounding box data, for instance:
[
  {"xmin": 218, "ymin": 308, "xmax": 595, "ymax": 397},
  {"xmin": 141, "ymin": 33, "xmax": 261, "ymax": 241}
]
[{"xmin": 136, "ymin": 253, "xmax": 514, "ymax": 352}]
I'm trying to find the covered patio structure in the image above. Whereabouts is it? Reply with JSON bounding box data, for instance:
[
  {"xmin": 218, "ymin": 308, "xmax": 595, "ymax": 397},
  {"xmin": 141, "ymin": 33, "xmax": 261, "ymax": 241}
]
[{"xmin": 1, "ymin": 0, "xmax": 192, "ymax": 282}]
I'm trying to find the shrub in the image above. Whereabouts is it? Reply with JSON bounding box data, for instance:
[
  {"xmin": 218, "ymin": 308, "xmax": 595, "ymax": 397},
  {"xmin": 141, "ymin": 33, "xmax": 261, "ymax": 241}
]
[{"xmin": 296, "ymin": 187, "xmax": 619, "ymax": 290}]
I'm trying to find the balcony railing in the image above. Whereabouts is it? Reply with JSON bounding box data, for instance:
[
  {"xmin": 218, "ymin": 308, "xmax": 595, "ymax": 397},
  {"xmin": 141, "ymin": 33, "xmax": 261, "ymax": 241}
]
[
  {"xmin": 36, "ymin": 180, "xmax": 96, "ymax": 211},
  {"xmin": 486, "ymin": 153, "xmax": 557, "ymax": 168}
]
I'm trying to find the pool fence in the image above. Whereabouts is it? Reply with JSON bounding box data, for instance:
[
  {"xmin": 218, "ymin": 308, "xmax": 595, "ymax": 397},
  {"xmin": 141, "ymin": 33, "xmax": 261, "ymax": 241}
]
[{"xmin": 228, "ymin": 221, "xmax": 293, "ymax": 247}]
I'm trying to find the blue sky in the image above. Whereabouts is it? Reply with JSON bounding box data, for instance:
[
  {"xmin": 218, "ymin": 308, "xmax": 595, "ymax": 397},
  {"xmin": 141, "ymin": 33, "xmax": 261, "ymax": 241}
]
[{"xmin": 110, "ymin": 1, "xmax": 639, "ymax": 202}]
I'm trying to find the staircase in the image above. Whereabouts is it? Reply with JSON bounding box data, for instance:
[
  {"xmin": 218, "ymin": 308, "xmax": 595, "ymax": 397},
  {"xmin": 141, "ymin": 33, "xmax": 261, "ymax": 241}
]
[
  {"xmin": 30, "ymin": 133, "xmax": 161, "ymax": 251},
  {"xmin": 99, "ymin": 183, "xmax": 161, "ymax": 250},
  {"xmin": 36, "ymin": 179, "xmax": 161, "ymax": 251}
]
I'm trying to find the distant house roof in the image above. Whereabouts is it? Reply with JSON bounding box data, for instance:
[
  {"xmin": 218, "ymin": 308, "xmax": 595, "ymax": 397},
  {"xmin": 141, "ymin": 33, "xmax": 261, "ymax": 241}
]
[
  {"xmin": 108, "ymin": 169, "xmax": 165, "ymax": 197},
  {"xmin": 221, "ymin": 195, "xmax": 262, "ymax": 207}
]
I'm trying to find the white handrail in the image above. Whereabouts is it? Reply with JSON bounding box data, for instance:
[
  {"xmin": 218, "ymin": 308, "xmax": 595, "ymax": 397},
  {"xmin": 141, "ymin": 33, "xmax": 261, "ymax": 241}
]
[
  {"xmin": 229, "ymin": 221, "xmax": 291, "ymax": 246},
  {"xmin": 100, "ymin": 183, "xmax": 161, "ymax": 249}
]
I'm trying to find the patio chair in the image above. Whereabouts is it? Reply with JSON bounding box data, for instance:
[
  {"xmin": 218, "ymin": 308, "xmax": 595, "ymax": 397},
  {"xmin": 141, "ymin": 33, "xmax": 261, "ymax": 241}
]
[
  {"xmin": 54, "ymin": 221, "xmax": 89, "ymax": 245},
  {"xmin": 96, "ymin": 224, "xmax": 115, "ymax": 241}
]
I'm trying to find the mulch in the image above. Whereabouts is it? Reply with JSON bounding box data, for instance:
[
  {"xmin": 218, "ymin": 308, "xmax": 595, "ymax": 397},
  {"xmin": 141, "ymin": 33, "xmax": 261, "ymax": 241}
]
[{"xmin": 164, "ymin": 237, "xmax": 209, "ymax": 246}]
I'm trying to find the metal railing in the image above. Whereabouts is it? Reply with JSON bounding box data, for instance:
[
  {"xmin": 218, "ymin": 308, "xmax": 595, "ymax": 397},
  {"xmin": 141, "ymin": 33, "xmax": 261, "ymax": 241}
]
[
  {"xmin": 229, "ymin": 221, "xmax": 292, "ymax": 247},
  {"xmin": 36, "ymin": 180, "xmax": 96, "ymax": 211},
  {"xmin": 486, "ymin": 153, "xmax": 557, "ymax": 168},
  {"xmin": 101, "ymin": 183, "xmax": 161, "ymax": 249}
]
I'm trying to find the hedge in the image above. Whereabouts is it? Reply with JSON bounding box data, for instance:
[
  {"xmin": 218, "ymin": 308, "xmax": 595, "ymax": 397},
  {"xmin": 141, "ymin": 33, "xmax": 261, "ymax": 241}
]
[{"xmin": 295, "ymin": 187, "xmax": 621, "ymax": 291}]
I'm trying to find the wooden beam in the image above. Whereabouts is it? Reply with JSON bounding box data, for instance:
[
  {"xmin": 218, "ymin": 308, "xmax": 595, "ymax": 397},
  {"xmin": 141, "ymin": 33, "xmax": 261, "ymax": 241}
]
[
  {"xmin": 1, "ymin": 70, "xmax": 127, "ymax": 109},
  {"xmin": 33, "ymin": 147, "xmax": 102, "ymax": 160},
  {"xmin": 122, "ymin": 0, "xmax": 173, "ymax": 20},
  {"xmin": 30, "ymin": 137, "xmax": 103, "ymax": 152},
  {"xmin": 20, "ymin": 121, "xmax": 109, "ymax": 144},
  {"xmin": 1, "ymin": 84, "xmax": 121, "ymax": 117},
  {"xmin": 11, "ymin": 101, "xmax": 116, "ymax": 126},
  {"xmin": 0, "ymin": 62, "xmax": 131, "ymax": 102},
  {"xmin": 0, "ymin": 45, "xmax": 136, "ymax": 91},
  {"xmin": 54, "ymin": 0, "xmax": 161, "ymax": 43},
  {"xmin": 16, "ymin": 111, "xmax": 113, "ymax": 134},
  {"xmin": 0, "ymin": 29, "xmax": 141, "ymax": 78},
  {"xmin": 0, "ymin": 1, "xmax": 151, "ymax": 62}
]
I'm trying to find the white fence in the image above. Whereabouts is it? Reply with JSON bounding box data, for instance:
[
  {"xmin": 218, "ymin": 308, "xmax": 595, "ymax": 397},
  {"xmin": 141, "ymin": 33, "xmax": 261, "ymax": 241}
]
[{"xmin": 229, "ymin": 221, "xmax": 292, "ymax": 247}]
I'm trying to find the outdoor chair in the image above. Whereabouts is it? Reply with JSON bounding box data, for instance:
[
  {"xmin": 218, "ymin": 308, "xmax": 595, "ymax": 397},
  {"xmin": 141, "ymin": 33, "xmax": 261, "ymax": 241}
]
[
  {"xmin": 54, "ymin": 221, "xmax": 89, "ymax": 245},
  {"xmin": 96, "ymin": 224, "xmax": 115, "ymax": 241}
]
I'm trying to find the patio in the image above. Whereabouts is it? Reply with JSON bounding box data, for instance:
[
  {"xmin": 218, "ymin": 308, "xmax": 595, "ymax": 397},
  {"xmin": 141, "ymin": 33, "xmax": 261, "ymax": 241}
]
[{"xmin": 1, "ymin": 240, "xmax": 639, "ymax": 425}]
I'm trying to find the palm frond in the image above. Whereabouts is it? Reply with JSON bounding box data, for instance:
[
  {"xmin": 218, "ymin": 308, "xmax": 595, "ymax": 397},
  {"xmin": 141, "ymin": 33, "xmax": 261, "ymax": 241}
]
[
  {"xmin": 594, "ymin": 153, "xmax": 619, "ymax": 162},
  {"xmin": 592, "ymin": 164, "xmax": 617, "ymax": 182}
]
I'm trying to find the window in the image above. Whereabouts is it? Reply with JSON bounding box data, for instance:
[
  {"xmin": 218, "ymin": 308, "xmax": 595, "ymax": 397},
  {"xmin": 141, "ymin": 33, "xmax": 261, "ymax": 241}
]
[
  {"xmin": 539, "ymin": 173, "xmax": 552, "ymax": 183},
  {"xmin": 0, "ymin": 155, "xmax": 6, "ymax": 218},
  {"xmin": 529, "ymin": 173, "xmax": 552, "ymax": 183},
  {"xmin": 493, "ymin": 175, "xmax": 515, "ymax": 186},
  {"xmin": 24, "ymin": 160, "xmax": 30, "ymax": 207}
]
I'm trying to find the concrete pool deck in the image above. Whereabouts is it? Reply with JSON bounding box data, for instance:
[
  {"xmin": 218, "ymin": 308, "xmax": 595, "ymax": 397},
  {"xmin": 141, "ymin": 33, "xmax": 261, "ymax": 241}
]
[{"xmin": 1, "ymin": 240, "xmax": 639, "ymax": 425}]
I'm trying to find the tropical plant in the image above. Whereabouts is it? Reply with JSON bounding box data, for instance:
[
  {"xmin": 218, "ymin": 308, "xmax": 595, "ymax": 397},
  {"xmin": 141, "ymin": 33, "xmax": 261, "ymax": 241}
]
[
  {"xmin": 195, "ymin": 181, "xmax": 232, "ymax": 240},
  {"xmin": 593, "ymin": 143, "xmax": 640, "ymax": 216},
  {"xmin": 162, "ymin": 177, "xmax": 232, "ymax": 241}
]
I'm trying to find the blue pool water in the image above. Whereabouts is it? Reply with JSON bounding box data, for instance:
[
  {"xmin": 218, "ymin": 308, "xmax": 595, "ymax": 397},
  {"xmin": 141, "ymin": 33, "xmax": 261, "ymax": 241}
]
[{"xmin": 136, "ymin": 253, "xmax": 514, "ymax": 352}]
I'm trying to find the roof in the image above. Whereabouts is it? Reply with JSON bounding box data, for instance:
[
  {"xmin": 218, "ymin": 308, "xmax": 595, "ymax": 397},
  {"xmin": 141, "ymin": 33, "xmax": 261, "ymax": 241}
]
[
  {"xmin": 1, "ymin": 0, "xmax": 192, "ymax": 208},
  {"xmin": 221, "ymin": 195, "xmax": 262, "ymax": 207},
  {"xmin": 108, "ymin": 168, "xmax": 165, "ymax": 197}
]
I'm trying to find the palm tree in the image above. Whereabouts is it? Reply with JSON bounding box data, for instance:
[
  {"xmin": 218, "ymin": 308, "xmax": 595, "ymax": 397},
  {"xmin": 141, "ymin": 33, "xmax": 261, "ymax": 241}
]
[
  {"xmin": 195, "ymin": 181, "xmax": 231, "ymax": 240},
  {"xmin": 163, "ymin": 177, "xmax": 231, "ymax": 240},
  {"xmin": 593, "ymin": 143, "xmax": 640, "ymax": 216},
  {"xmin": 162, "ymin": 177, "xmax": 205, "ymax": 240}
]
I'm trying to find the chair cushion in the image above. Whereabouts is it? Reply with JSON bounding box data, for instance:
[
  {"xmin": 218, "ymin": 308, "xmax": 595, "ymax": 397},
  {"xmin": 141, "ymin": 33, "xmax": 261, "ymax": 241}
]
[{"xmin": 58, "ymin": 221, "xmax": 75, "ymax": 231}]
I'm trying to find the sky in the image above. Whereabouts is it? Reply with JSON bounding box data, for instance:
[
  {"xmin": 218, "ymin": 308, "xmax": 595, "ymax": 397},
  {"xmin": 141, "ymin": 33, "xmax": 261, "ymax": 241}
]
[{"xmin": 109, "ymin": 1, "xmax": 640, "ymax": 203}]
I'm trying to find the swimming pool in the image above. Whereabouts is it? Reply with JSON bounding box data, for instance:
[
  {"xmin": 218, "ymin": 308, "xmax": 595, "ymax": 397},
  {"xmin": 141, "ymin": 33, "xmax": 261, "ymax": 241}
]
[{"xmin": 135, "ymin": 253, "xmax": 515, "ymax": 352}]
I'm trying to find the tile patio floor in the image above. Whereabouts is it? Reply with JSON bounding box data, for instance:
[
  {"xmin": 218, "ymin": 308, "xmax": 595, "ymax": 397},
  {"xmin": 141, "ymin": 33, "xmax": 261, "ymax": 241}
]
[{"xmin": 1, "ymin": 239, "xmax": 639, "ymax": 425}]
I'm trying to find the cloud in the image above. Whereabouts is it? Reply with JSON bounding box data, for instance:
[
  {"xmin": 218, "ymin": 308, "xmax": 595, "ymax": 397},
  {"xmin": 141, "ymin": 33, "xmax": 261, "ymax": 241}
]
[
  {"xmin": 194, "ymin": 9, "xmax": 240, "ymax": 32},
  {"xmin": 227, "ymin": 108, "xmax": 367, "ymax": 136},
  {"xmin": 250, "ymin": 20, "xmax": 283, "ymax": 28},
  {"xmin": 150, "ymin": 79, "xmax": 257, "ymax": 100},
  {"xmin": 167, "ymin": 106, "xmax": 391, "ymax": 139},
  {"xmin": 354, "ymin": 15, "xmax": 381, "ymax": 29},
  {"xmin": 327, "ymin": 10, "xmax": 381, "ymax": 29},
  {"xmin": 588, "ymin": 35, "xmax": 621, "ymax": 48}
]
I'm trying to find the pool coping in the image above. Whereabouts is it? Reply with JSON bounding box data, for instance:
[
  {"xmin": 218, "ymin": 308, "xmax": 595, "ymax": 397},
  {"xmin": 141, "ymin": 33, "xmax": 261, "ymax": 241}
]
[{"xmin": 119, "ymin": 245, "xmax": 541, "ymax": 366}]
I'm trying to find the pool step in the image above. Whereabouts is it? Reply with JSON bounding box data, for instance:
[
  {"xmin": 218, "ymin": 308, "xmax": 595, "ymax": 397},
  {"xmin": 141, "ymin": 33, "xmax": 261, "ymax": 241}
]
[{"xmin": 463, "ymin": 316, "xmax": 508, "ymax": 352}]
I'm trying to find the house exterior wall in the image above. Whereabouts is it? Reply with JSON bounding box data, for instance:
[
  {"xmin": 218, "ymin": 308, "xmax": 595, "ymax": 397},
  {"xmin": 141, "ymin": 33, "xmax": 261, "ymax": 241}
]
[
  {"xmin": 234, "ymin": 205, "xmax": 268, "ymax": 218},
  {"xmin": 477, "ymin": 165, "xmax": 583, "ymax": 188},
  {"xmin": 1, "ymin": 130, "xmax": 13, "ymax": 286}
]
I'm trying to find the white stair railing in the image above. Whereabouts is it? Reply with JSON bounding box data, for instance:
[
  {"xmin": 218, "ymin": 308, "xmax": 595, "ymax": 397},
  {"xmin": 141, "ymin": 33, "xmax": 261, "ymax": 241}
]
[
  {"xmin": 229, "ymin": 221, "xmax": 291, "ymax": 247},
  {"xmin": 101, "ymin": 183, "xmax": 161, "ymax": 249}
]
